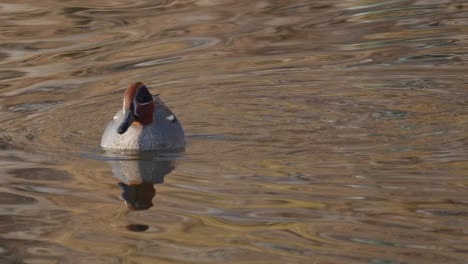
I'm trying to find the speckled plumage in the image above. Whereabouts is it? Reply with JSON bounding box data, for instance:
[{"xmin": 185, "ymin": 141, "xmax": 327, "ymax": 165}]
[{"xmin": 101, "ymin": 95, "xmax": 186, "ymax": 151}]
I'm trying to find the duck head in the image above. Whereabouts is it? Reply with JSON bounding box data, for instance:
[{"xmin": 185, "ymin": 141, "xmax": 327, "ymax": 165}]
[{"xmin": 117, "ymin": 82, "xmax": 155, "ymax": 134}]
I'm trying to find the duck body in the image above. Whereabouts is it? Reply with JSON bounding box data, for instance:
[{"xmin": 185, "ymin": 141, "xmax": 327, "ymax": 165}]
[{"xmin": 100, "ymin": 83, "xmax": 186, "ymax": 152}]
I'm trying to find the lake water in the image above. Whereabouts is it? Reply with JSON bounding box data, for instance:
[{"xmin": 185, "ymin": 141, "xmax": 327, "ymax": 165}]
[{"xmin": 1, "ymin": 0, "xmax": 468, "ymax": 263}]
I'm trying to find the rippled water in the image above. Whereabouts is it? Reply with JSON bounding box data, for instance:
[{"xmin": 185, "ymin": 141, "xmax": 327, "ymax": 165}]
[{"xmin": 1, "ymin": 0, "xmax": 468, "ymax": 263}]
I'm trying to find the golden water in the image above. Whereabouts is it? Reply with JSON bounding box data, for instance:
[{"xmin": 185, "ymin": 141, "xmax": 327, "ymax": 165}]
[{"xmin": 1, "ymin": 0, "xmax": 467, "ymax": 263}]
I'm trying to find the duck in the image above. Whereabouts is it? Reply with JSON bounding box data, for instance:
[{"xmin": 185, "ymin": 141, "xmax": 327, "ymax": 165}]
[{"xmin": 100, "ymin": 82, "xmax": 186, "ymax": 151}]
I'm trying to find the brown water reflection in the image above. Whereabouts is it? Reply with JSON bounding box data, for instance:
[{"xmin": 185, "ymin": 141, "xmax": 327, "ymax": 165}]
[{"xmin": 1, "ymin": 0, "xmax": 468, "ymax": 263}]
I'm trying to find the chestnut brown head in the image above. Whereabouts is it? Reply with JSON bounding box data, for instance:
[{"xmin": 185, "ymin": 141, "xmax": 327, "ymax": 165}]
[{"xmin": 117, "ymin": 82, "xmax": 155, "ymax": 134}]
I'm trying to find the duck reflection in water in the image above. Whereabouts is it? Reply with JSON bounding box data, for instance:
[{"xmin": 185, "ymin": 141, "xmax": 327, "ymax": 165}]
[{"xmin": 108, "ymin": 154, "xmax": 176, "ymax": 210}]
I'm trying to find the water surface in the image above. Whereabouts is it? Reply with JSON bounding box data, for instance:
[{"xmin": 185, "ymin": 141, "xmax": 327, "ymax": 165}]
[{"xmin": 1, "ymin": 0, "xmax": 468, "ymax": 263}]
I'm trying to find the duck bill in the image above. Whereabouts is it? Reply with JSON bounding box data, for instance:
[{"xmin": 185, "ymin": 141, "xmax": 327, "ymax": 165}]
[{"xmin": 117, "ymin": 109, "xmax": 135, "ymax": 134}]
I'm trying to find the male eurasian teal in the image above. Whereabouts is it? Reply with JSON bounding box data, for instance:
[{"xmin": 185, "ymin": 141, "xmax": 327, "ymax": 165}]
[{"xmin": 100, "ymin": 82, "xmax": 186, "ymax": 151}]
